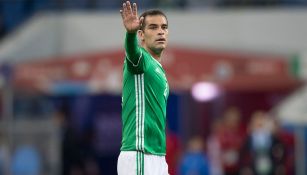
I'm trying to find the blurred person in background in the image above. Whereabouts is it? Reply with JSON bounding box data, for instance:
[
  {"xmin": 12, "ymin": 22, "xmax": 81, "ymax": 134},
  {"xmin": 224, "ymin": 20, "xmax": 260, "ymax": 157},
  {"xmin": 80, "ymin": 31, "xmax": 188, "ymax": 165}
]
[
  {"xmin": 53, "ymin": 105, "xmax": 85, "ymax": 175},
  {"xmin": 166, "ymin": 129, "xmax": 181, "ymax": 175},
  {"xmin": 118, "ymin": 1, "xmax": 170, "ymax": 175},
  {"xmin": 239, "ymin": 111, "xmax": 287, "ymax": 175},
  {"xmin": 218, "ymin": 106, "xmax": 245, "ymax": 175},
  {"xmin": 207, "ymin": 118, "xmax": 224, "ymax": 175},
  {"xmin": 269, "ymin": 116, "xmax": 295, "ymax": 175},
  {"xmin": 178, "ymin": 136, "xmax": 210, "ymax": 175},
  {"xmin": 10, "ymin": 143, "xmax": 42, "ymax": 175}
]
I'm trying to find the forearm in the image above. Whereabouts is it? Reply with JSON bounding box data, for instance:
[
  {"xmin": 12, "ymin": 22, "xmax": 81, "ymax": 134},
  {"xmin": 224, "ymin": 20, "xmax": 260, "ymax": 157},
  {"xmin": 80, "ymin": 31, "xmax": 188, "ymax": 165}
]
[{"xmin": 125, "ymin": 32, "xmax": 141, "ymax": 63}]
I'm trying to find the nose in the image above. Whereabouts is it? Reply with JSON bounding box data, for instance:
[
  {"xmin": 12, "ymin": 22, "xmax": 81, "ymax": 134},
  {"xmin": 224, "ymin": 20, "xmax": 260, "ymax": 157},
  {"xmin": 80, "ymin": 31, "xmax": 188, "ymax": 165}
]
[{"xmin": 158, "ymin": 27, "xmax": 165, "ymax": 35}]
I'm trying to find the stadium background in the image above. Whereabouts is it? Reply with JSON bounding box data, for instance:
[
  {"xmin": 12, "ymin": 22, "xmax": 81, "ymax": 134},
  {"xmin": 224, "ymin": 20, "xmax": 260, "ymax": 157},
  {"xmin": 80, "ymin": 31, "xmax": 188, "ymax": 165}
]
[{"xmin": 0, "ymin": 0, "xmax": 306, "ymax": 175}]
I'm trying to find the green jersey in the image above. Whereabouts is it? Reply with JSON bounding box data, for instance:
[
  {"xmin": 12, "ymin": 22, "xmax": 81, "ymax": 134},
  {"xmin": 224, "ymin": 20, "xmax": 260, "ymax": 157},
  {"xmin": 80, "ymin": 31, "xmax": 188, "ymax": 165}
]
[{"xmin": 121, "ymin": 33, "xmax": 169, "ymax": 155}]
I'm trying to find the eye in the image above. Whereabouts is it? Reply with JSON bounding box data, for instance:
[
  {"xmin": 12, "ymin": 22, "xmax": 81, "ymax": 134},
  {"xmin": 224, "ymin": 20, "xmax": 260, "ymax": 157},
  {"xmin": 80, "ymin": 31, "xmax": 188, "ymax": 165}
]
[
  {"xmin": 149, "ymin": 25, "xmax": 158, "ymax": 29},
  {"xmin": 162, "ymin": 25, "xmax": 168, "ymax": 30}
]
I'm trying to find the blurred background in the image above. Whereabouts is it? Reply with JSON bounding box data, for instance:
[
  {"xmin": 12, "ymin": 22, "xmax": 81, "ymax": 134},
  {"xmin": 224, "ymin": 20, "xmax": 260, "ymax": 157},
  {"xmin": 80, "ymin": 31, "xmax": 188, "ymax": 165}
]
[{"xmin": 0, "ymin": 0, "xmax": 307, "ymax": 175}]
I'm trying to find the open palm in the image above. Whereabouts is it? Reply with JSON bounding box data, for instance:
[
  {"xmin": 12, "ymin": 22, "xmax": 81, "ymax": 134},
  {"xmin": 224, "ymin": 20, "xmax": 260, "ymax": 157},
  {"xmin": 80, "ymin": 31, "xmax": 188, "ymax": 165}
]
[{"xmin": 120, "ymin": 1, "xmax": 143, "ymax": 33}]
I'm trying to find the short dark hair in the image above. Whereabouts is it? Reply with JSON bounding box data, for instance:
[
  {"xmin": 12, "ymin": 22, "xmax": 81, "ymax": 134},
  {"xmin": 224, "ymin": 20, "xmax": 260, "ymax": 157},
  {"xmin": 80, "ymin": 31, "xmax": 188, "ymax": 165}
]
[{"xmin": 139, "ymin": 9, "xmax": 168, "ymax": 31}]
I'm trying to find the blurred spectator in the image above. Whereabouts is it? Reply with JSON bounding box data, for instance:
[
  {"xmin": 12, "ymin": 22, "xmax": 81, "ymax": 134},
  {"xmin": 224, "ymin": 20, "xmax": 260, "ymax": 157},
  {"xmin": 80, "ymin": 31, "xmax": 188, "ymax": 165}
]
[
  {"xmin": 207, "ymin": 118, "xmax": 224, "ymax": 175},
  {"xmin": 218, "ymin": 106, "xmax": 245, "ymax": 175},
  {"xmin": 271, "ymin": 117, "xmax": 295, "ymax": 175},
  {"xmin": 178, "ymin": 136, "xmax": 210, "ymax": 175},
  {"xmin": 166, "ymin": 129, "xmax": 181, "ymax": 175},
  {"xmin": 239, "ymin": 111, "xmax": 287, "ymax": 175},
  {"xmin": 10, "ymin": 144, "xmax": 42, "ymax": 175},
  {"xmin": 53, "ymin": 104, "xmax": 84, "ymax": 175}
]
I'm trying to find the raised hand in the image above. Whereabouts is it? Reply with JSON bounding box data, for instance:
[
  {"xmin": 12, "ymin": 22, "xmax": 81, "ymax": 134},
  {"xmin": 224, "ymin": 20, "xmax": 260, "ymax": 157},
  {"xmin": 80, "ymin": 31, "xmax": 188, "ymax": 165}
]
[{"xmin": 120, "ymin": 1, "xmax": 144, "ymax": 33}]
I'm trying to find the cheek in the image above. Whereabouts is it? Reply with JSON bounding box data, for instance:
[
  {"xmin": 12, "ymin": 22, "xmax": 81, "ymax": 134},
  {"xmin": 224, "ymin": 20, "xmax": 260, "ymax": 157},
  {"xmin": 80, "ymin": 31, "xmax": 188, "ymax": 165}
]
[{"xmin": 147, "ymin": 35, "xmax": 155, "ymax": 43}]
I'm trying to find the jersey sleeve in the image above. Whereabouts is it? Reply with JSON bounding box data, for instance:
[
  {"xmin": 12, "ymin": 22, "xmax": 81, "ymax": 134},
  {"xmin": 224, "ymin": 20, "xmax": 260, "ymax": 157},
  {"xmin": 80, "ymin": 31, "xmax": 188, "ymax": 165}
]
[{"xmin": 125, "ymin": 32, "xmax": 149, "ymax": 74}]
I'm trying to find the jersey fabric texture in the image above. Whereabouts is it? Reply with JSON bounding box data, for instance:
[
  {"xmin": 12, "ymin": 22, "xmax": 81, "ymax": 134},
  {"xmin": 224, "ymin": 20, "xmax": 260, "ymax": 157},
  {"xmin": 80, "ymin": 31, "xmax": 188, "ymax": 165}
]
[{"xmin": 121, "ymin": 32, "xmax": 169, "ymax": 155}]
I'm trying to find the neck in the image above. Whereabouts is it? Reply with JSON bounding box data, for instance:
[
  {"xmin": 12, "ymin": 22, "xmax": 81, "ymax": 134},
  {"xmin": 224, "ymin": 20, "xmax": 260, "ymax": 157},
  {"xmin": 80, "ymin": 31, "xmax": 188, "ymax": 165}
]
[
  {"xmin": 142, "ymin": 45, "xmax": 163, "ymax": 62},
  {"xmin": 150, "ymin": 50, "xmax": 162, "ymax": 62}
]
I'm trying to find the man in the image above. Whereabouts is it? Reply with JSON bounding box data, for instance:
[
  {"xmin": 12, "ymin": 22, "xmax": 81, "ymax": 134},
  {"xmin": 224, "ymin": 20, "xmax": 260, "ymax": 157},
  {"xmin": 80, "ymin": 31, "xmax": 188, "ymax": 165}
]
[{"xmin": 118, "ymin": 1, "xmax": 170, "ymax": 175}]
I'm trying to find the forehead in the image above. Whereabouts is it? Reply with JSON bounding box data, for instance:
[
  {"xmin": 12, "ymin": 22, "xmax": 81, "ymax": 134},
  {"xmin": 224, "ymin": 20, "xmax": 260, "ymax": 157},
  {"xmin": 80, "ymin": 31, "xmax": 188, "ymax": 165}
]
[{"xmin": 144, "ymin": 15, "xmax": 167, "ymax": 25}]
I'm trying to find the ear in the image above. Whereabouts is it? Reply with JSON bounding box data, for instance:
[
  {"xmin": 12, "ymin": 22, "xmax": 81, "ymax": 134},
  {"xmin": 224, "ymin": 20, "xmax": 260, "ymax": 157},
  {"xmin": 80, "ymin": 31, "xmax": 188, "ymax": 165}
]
[{"xmin": 137, "ymin": 30, "xmax": 145, "ymax": 42}]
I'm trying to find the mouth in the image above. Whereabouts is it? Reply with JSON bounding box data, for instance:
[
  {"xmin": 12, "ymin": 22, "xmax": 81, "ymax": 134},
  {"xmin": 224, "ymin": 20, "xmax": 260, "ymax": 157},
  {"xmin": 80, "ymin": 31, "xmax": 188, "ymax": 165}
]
[{"xmin": 156, "ymin": 38, "xmax": 166, "ymax": 42}]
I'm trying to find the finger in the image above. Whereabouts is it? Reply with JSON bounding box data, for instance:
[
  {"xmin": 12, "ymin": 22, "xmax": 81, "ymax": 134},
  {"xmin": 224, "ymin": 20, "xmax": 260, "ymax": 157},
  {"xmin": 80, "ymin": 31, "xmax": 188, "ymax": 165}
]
[
  {"xmin": 126, "ymin": 1, "xmax": 132, "ymax": 15},
  {"xmin": 132, "ymin": 3, "xmax": 137, "ymax": 16},
  {"xmin": 120, "ymin": 10, "xmax": 124, "ymax": 20},
  {"xmin": 122, "ymin": 2, "xmax": 128, "ymax": 17}
]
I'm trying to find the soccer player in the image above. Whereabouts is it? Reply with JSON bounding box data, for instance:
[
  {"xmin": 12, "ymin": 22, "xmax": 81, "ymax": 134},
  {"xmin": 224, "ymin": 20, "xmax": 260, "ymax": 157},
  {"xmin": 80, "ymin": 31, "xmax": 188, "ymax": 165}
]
[{"xmin": 118, "ymin": 1, "xmax": 170, "ymax": 175}]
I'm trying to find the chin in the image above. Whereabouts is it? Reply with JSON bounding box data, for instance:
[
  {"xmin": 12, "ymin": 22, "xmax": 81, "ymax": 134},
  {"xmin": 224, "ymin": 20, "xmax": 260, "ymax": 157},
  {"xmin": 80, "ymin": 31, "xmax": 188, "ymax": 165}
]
[
  {"xmin": 157, "ymin": 45, "xmax": 167, "ymax": 49},
  {"xmin": 157, "ymin": 47, "xmax": 166, "ymax": 52}
]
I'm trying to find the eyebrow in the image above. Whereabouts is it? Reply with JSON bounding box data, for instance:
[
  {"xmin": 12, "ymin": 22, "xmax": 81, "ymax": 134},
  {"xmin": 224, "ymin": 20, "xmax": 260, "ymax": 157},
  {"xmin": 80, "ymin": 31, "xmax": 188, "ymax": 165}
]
[
  {"xmin": 147, "ymin": 24, "xmax": 168, "ymax": 27},
  {"xmin": 148, "ymin": 24, "xmax": 158, "ymax": 27}
]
